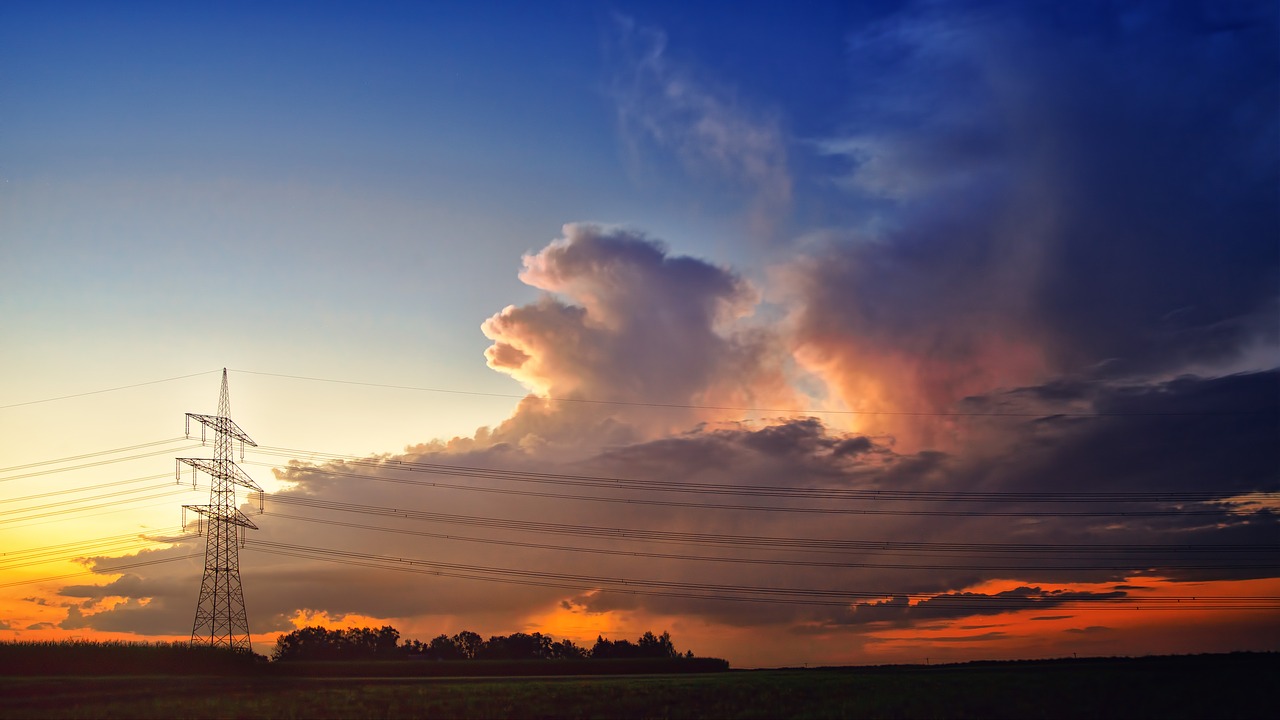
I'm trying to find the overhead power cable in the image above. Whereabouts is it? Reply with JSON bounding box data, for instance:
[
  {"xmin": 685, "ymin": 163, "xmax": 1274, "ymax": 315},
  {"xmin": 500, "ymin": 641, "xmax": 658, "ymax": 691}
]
[
  {"xmin": 0, "ymin": 438, "xmax": 190, "ymax": 473},
  {"xmin": 0, "ymin": 553, "xmax": 201, "ymax": 589},
  {"xmin": 3, "ymin": 499, "xmax": 196, "ymax": 531},
  {"xmin": 0, "ymin": 489, "xmax": 199, "ymax": 526},
  {"xmin": 0, "ymin": 479, "xmax": 195, "ymax": 519},
  {"xmin": 266, "ymin": 510, "xmax": 1280, "ymax": 573},
  {"xmin": 0, "ymin": 474, "xmax": 172, "ymax": 505},
  {"xmin": 0, "ymin": 371, "xmax": 218, "ymax": 410},
  {"xmin": 232, "ymin": 369, "xmax": 1276, "ymax": 418},
  {"xmin": 246, "ymin": 539, "xmax": 1280, "ymax": 610},
  {"xmin": 249, "ymin": 444, "xmax": 1277, "ymax": 505},
  {"xmin": 250, "ymin": 461, "xmax": 1263, "ymax": 518},
  {"xmin": 2, "ymin": 527, "xmax": 190, "ymax": 562},
  {"xmin": 0, "ymin": 445, "xmax": 206, "ymax": 482},
  {"xmin": 0, "ymin": 533, "xmax": 197, "ymax": 572},
  {"xmin": 255, "ymin": 493, "xmax": 1279, "ymax": 556}
]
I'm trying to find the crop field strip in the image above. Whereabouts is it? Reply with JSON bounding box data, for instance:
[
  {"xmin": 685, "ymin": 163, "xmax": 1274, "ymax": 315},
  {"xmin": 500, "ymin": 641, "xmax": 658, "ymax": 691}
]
[{"xmin": 1, "ymin": 653, "xmax": 1276, "ymax": 720}]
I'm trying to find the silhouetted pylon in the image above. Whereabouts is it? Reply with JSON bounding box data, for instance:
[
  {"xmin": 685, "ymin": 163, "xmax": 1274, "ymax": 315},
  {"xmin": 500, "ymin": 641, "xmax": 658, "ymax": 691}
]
[{"xmin": 177, "ymin": 368, "xmax": 261, "ymax": 652}]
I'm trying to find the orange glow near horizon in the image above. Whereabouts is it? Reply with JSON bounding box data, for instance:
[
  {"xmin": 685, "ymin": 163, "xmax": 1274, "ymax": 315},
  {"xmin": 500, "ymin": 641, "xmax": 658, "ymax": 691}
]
[
  {"xmin": 520, "ymin": 597, "xmax": 625, "ymax": 645},
  {"xmin": 858, "ymin": 576, "xmax": 1280, "ymax": 664},
  {"xmin": 4, "ymin": 570, "xmax": 1278, "ymax": 666}
]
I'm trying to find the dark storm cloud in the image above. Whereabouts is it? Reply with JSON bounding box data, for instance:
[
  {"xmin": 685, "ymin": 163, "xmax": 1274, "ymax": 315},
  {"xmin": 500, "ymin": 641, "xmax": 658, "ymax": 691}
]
[
  {"xmin": 53, "ymin": 547, "xmax": 204, "ymax": 635},
  {"xmin": 991, "ymin": 371, "xmax": 1280, "ymax": 497},
  {"xmin": 59, "ymin": 600, "xmax": 191, "ymax": 635},
  {"xmin": 797, "ymin": 0, "xmax": 1278, "ymax": 418},
  {"xmin": 61, "ymin": 370, "xmax": 1276, "ymax": 637},
  {"xmin": 60, "ymin": 573, "xmax": 168, "ymax": 600},
  {"xmin": 840, "ymin": 588, "xmax": 1128, "ymax": 628}
]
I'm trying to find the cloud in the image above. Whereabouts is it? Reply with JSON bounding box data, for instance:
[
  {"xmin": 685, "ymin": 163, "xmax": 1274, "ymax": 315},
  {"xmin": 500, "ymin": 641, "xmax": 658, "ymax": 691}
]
[
  {"xmin": 59, "ymin": 360, "xmax": 1276, "ymax": 652},
  {"xmin": 610, "ymin": 15, "xmax": 792, "ymax": 230},
  {"xmin": 1065, "ymin": 626, "xmax": 1110, "ymax": 635},
  {"xmin": 477, "ymin": 223, "xmax": 796, "ymax": 451},
  {"xmin": 841, "ymin": 588, "xmax": 1128, "ymax": 628},
  {"xmin": 792, "ymin": 0, "xmax": 1278, "ymax": 437}
]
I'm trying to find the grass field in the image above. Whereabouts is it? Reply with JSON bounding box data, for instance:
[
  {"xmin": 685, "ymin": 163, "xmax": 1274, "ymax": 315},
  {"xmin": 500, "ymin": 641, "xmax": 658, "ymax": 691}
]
[{"xmin": 2, "ymin": 653, "xmax": 1273, "ymax": 719}]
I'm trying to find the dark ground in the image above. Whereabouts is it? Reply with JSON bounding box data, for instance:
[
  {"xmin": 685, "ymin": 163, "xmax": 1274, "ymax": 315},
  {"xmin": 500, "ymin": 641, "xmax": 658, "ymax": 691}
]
[{"xmin": 1, "ymin": 652, "xmax": 1273, "ymax": 719}]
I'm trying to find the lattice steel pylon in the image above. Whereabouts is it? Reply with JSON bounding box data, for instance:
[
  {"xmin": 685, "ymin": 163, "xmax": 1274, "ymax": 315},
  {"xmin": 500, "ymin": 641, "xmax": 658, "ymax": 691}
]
[{"xmin": 177, "ymin": 368, "xmax": 261, "ymax": 652}]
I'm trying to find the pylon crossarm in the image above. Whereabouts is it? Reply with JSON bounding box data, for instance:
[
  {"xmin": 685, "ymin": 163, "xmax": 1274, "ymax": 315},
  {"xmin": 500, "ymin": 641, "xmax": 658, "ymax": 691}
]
[
  {"xmin": 185, "ymin": 413, "xmax": 258, "ymax": 447},
  {"xmin": 183, "ymin": 504, "xmax": 260, "ymax": 530},
  {"xmin": 177, "ymin": 457, "xmax": 264, "ymax": 492}
]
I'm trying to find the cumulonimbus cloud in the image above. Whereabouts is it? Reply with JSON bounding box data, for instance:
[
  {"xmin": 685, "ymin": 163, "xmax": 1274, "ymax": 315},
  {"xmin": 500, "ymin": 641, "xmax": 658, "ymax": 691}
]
[
  {"xmin": 791, "ymin": 0, "xmax": 1278, "ymax": 446},
  {"xmin": 477, "ymin": 223, "xmax": 797, "ymax": 450}
]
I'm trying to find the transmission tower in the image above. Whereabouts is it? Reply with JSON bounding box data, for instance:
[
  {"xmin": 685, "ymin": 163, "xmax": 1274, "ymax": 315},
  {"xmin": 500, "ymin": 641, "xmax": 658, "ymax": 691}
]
[{"xmin": 177, "ymin": 368, "xmax": 261, "ymax": 652}]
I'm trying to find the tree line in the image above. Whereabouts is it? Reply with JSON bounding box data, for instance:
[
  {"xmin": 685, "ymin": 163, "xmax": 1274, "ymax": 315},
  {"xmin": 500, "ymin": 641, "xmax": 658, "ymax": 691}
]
[{"xmin": 271, "ymin": 625, "xmax": 694, "ymax": 662}]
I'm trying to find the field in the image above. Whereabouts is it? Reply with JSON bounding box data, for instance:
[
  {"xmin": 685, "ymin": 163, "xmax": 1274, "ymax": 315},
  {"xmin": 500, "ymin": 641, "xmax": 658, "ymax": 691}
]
[{"xmin": 2, "ymin": 653, "xmax": 1273, "ymax": 719}]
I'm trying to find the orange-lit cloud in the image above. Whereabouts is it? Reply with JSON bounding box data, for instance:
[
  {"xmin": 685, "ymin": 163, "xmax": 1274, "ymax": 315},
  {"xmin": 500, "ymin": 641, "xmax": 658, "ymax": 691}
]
[{"xmin": 478, "ymin": 223, "xmax": 799, "ymax": 450}]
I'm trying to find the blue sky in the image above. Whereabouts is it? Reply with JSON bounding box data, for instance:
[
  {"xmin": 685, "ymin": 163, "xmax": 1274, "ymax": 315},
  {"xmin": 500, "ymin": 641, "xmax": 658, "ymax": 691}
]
[
  {"xmin": 1, "ymin": 1, "xmax": 1277, "ymax": 665},
  {"xmin": 1, "ymin": 1, "xmax": 843, "ymax": 446}
]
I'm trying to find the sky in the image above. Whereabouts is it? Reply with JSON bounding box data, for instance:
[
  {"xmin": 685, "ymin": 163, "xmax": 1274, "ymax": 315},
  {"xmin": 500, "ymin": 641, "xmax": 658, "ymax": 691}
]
[{"xmin": 1, "ymin": 0, "xmax": 1277, "ymax": 667}]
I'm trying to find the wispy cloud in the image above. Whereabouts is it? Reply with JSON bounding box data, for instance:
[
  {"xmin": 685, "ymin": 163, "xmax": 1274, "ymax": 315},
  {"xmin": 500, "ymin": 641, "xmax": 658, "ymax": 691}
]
[{"xmin": 610, "ymin": 15, "xmax": 792, "ymax": 233}]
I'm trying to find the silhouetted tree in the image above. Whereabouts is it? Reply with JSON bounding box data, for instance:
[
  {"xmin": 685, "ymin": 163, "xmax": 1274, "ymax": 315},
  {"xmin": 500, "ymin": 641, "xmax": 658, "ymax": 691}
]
[
  {"xmin": 590, "ymin": 632, "xmax": 682, "ymax": 660},
  {"xmin": 478, "ymin": 632, "xmax": 552, "ymax": 660},
  {"xmin": 452, "ymin": 630, "xmax": 483, "ymax": 660},
  {"xmin": 637, "ymin": 631, "xmax": 679, "ymax": 658},
  {"xmin": 590, "ymin": 636, "xmax": 637, "ymax": 659},
  {"xmin": 272, "ymin": 625, "xmax": 401, "ymax": 661},
  {"xmin": 423, "ymin": 634, "xmax": 463, "ymax": 660},
  {"xmin": 549, "ymin": 638, "xmax": 587, "ymax": 660},
  {"xmin": 272, "ymin": 625, "xmax": 695, "ymax": 663}
]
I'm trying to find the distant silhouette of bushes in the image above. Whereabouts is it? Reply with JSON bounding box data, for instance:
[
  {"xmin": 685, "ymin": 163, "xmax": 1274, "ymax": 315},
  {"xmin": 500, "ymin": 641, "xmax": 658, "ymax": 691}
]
[
  {"xmin": 0, "ymin": 629, "xmax": 727, "ymax": 677},
  {"xmin": 267, "ymin": 657, "xmax": 731, "ymax": 677},
  {"xmin": 273, "ymin": 625, "xmax": 714, "ymax": 667}
]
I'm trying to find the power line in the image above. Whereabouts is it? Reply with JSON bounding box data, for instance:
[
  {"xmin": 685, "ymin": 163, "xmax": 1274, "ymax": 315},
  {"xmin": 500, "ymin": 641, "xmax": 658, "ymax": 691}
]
[
  {"xmin": 0, "ymin": 473, "xmax": 172, "ymax": 505},
  {"xmin": 231, "ymin": 368, "xmax": 1276, "ymax": 418},
  {"xmin": 0, "ymin": 532, "xmax": 196, "ymax": 572},
  {"xmin": 255, "ymin": 493, "xmax": 1278, "ymax": 556},
  {"xmin": 0, "ymin": 438, "xmax": 190, "ymax": 473},
  {"xmin": 0, "ymin": 445, "xmax": 206, "ymax": 482},
  {"xmin": 246, "ymin": 539, "xmax": 1280, "ymax": 610},
  {"xmin": 250, "ymin": 461, "xmax": 1266, "ymax": 518},
  {"xmin": 0, "ymin": 480, "xmax": 200, "ymax": 519},
  {"xmin": 0, "ymin": 371, "xmax": 218, "ymax": 410},
  {"xmin": 265, "ymin": 510, "xmax": 1280, "ymax": 573},
  {"xmin": 0, "ymin": 367, "xmax": 1271, "ymax": 419},
  {"xmin": 0, "ymin": 554, "xmax": 200, "ymax": 589},
  {"xmin": 2, "ymin": 499, "xmax": 193, "ymax": 531},
  {"xmin": 2, "ymin": 527, "xmax": 189, "ymax": 563},
  {"xmin": 248, "ymin": 444, "xmax": 1277, "ymax": 505},
  {"xmin": 0, "ymin": 487, "xmax": 200, "ymax": 525}
]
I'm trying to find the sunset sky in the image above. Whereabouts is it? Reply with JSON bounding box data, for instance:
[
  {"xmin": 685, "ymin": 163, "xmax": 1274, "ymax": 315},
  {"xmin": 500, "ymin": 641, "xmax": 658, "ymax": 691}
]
[{"xmin": 2, "ymin": 1, "xmax": 1277, "ymax": 667}]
